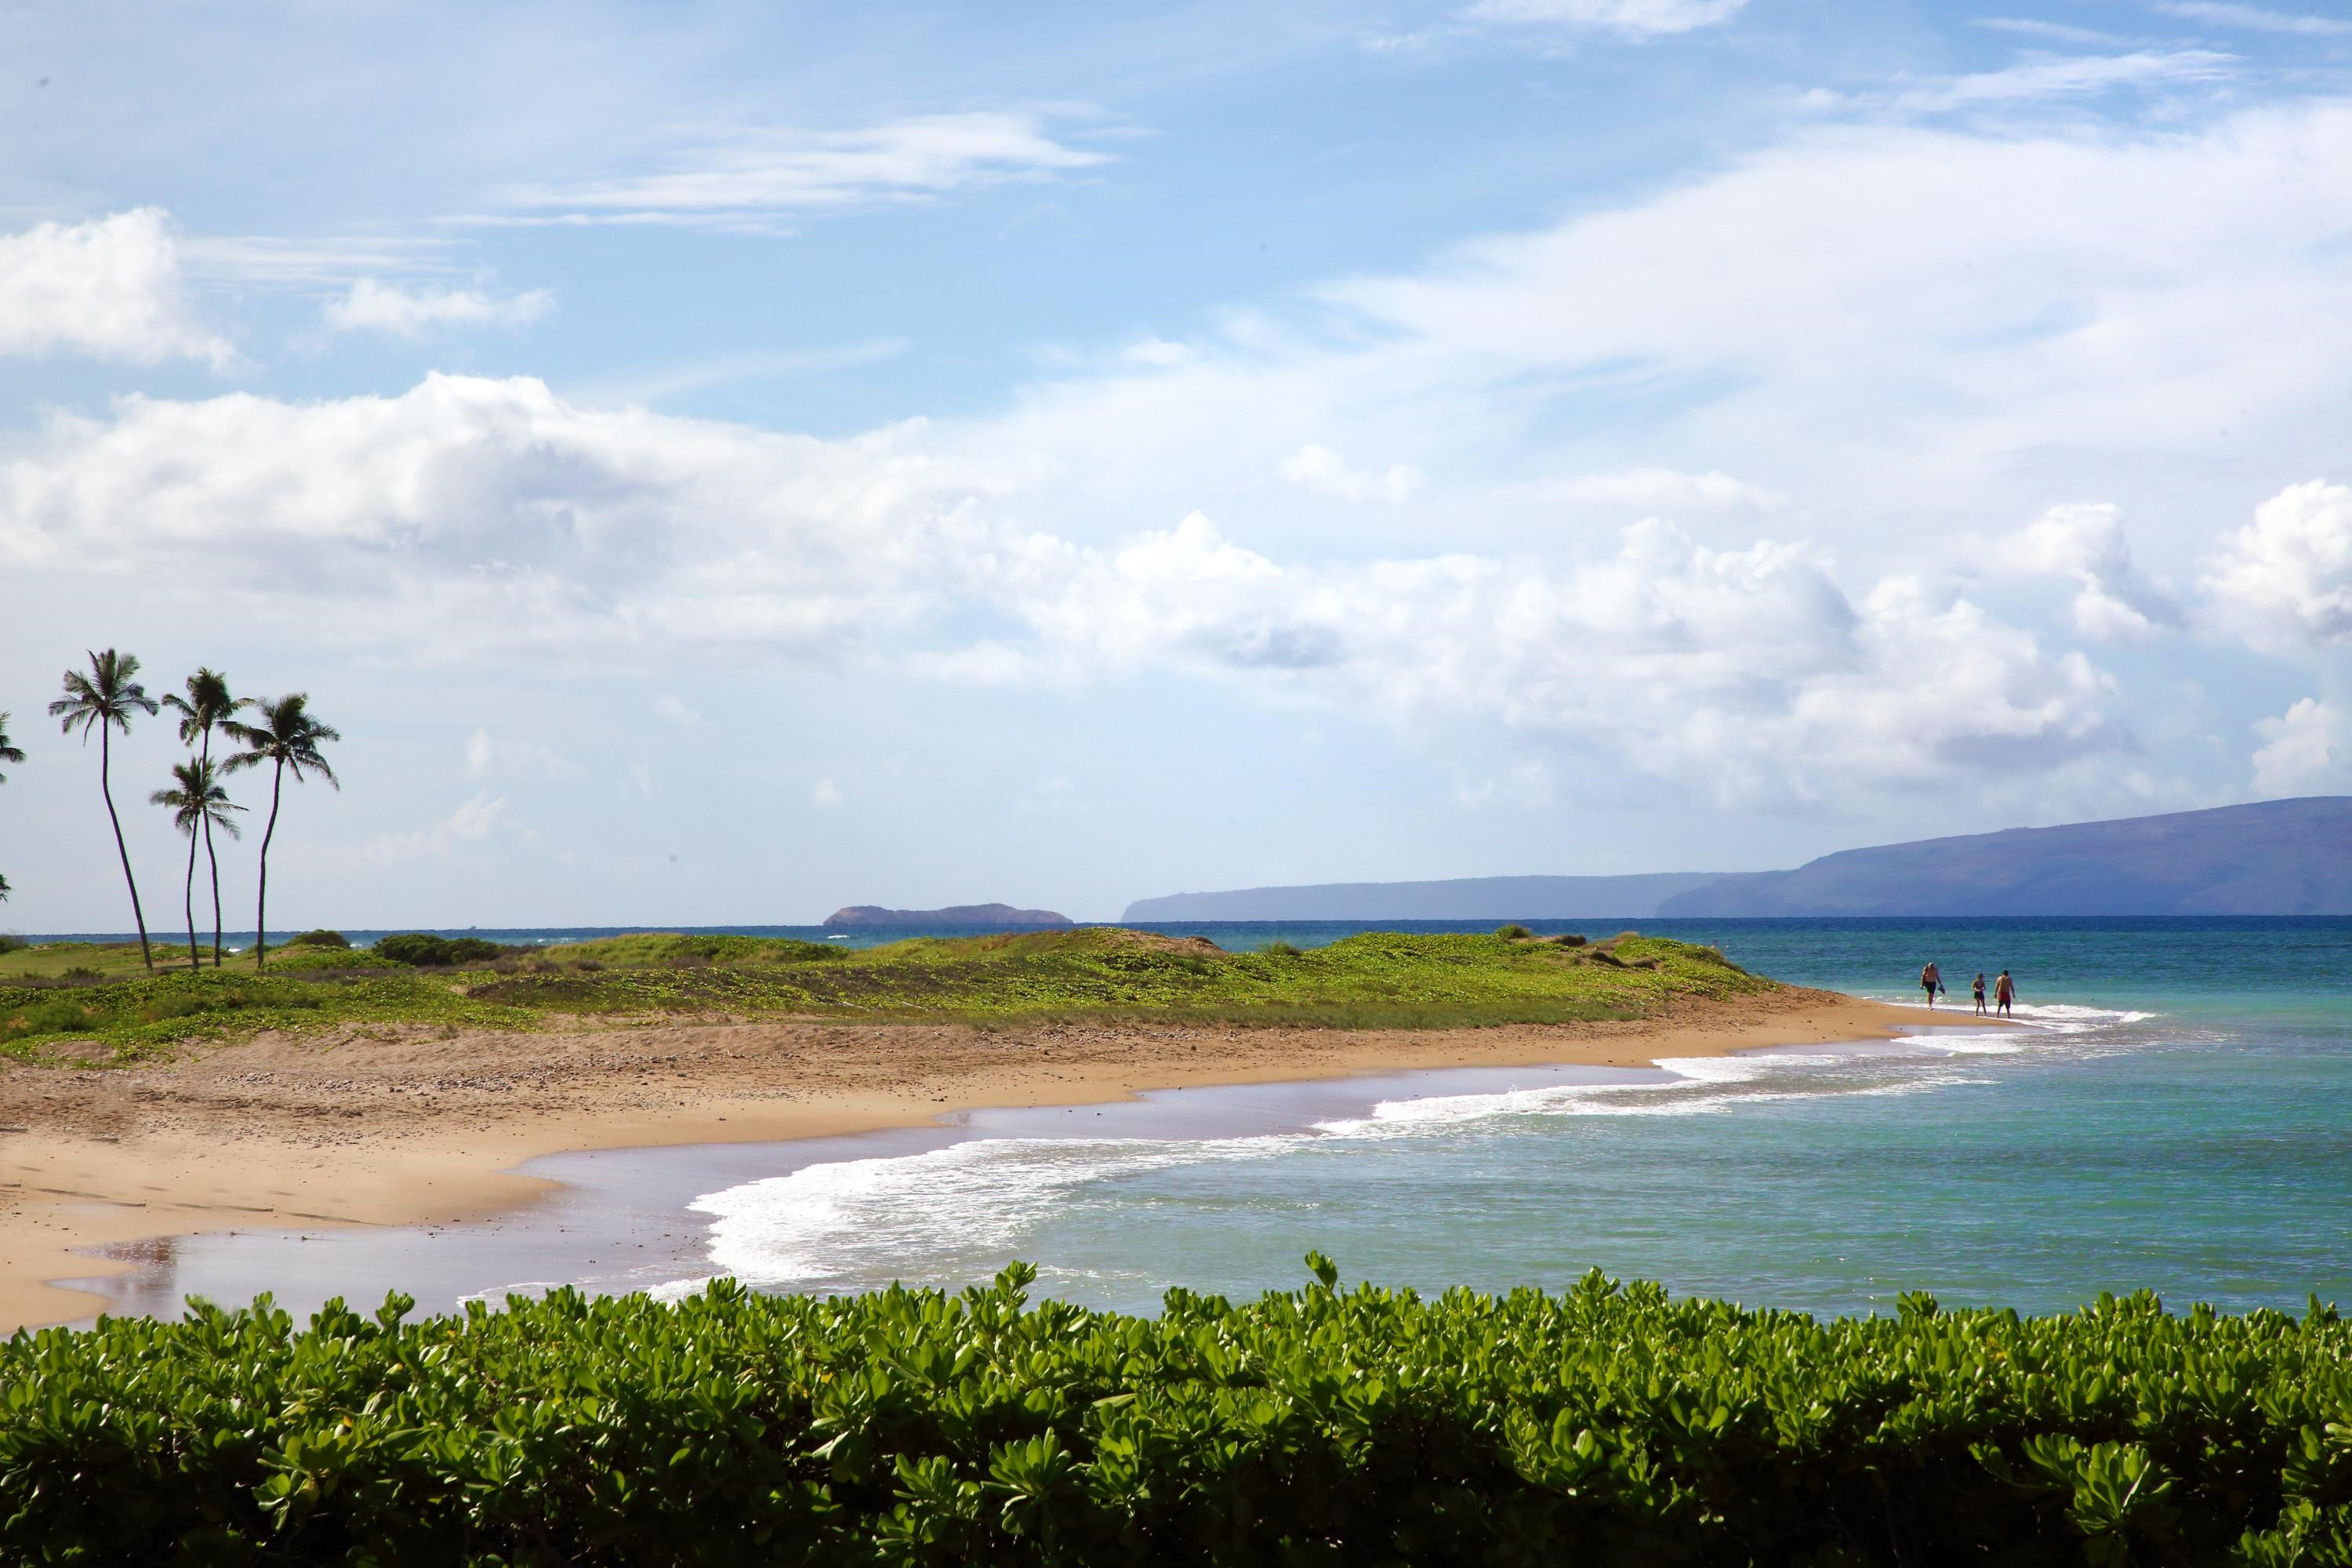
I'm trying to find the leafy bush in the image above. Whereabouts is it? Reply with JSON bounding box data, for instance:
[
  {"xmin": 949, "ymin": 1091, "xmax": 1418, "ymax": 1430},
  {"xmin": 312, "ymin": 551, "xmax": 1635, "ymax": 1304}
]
[
  {"xmin": 3, "ymin": 1262, "xmax": 2349, "ymax": 1565},
  {"xmin": 1495, "ymin": 923, "xmax": 1534, "ymax": 939},
  {"xmin": 0, "ymin": 934, "xmax": 25, "ymax": 956},
  {"xmin": 0, "ymin": 995, "xmax": 100, "ymax": 1043},
  {"xmin": 283, "ymin": 929, "xmax": 350, "ymax": 949},
  {"xmin": 372, "ymin": 933, "xmax": 507, "ymax": 967},
  {"xmin": 1263, "ymin": 939, "xmax": 1302, "ymax": 957}
]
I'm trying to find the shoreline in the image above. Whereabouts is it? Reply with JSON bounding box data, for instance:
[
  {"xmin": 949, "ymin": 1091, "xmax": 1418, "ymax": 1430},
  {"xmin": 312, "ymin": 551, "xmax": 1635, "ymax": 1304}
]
[{"xmin": 1, "ymin": 988, "xmax": 1945, "ymax": 1330}]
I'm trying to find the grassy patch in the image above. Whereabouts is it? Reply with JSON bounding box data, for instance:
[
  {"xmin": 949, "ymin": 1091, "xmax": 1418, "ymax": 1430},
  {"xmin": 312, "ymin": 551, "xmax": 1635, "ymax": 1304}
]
[
  {"xmin": 0, "ymin": 928, "xmax": 1778, "ymax": 1062},
  {"xmin": 0, "ymin": 967, "xmax": 537, "ymax": 1064},
  {"xmin": 0, "ymin": 940, "xmax": 161, "ymax": 984}
]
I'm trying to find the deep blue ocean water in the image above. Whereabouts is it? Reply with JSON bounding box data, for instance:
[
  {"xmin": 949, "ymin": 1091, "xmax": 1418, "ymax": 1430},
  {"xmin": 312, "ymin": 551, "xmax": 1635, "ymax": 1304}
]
[{"xmin": 60, "ymin": 917, "xmax": 2352, "ymax": 1321}]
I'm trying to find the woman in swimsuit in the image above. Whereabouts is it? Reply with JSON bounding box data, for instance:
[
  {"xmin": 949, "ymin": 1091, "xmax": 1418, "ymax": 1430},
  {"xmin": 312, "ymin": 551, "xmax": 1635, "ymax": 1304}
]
[{"xmin": 1972, "ymin": 973, "xmax": 1987, "ymax": 1015}]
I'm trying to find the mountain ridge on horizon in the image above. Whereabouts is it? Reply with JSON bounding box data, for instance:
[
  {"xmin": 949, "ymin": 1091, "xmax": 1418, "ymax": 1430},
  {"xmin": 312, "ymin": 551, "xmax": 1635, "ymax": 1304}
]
[{"xmin": 1120, "ymin": 797, "xmax": 2352, "ymax": 920}]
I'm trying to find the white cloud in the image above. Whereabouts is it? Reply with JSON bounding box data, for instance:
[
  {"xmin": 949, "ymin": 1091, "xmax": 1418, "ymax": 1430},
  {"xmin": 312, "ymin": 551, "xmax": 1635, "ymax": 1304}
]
[
  {"xmin": 811, "ymin": 778, "xmax": 844, "ymax": 808},
  {"xmin": 182, "ymin": 234, "xmax": 456, "ymax": 286},
  {"xmin": 2151, "ymin": 2, "xmax": 2352, "ymax": 36},
  {"xmin": 964, "ymin": 514, "xmax": 2123, "ymax": 804},
  {"xmin": 0, "ymin": 373, "xmax": 960, "ymax": 662},
  {"xmin": 465, "ymin": 727, "xmax": 572, "ymax": 780},
  {"xmin": 1973, "ymin": 18, "xmax": 2138, "ymax": 46},
  {"xmin": 1998, "ymin": 502, "xmax": 2182, "ymax": 641},
  {"xmin": 1310, "ymin": 102, "xmax": 2352, "ymax": 513},
  {"xmin": 1466, "ymin": 0, "xmax": 1748, "ymax": 35},
  {"xmin": 490, "ymin": 111, "xmax": 1110, "ymax": 229},
  {"xmin": 1519, "ymin": 466, "xmax": 1781, "ymax": 513},
  {"xmin": 447, "ymin": 791, "xmax": 506, "ymax": 839},
  {"xmin": 0, "ymin": 374, "xmax": 2129, "ymax": 808},
  {"xmin": 2201, "ymin": 480, "xmax": 2352, "ymax": 648},
  {"xmin": 1874, "ymin": 51, "xmax": 2238, "ymax": 115},
  {"xmin": 2251, "ymin": 698, "xmax": 2348, "ymax": 797},
  {"xmin": 347, "ymin": 790, "xmax": 510, "ymax": 865},
  {"xmin": 326, "ymin": 278, "xmax": 554, "ymax": 336},
  {"xmin": 1123, "ymin": 338, "xmax": 1193, "ymax": 368},
  {"xmin": 1279, "ymin": 445, "xmax": 1422, "ymax": 503},
  {"xmin": 0, "ymin": 209, "xmax": 234, "ymax": 368},
  {"xmin": 24, "ymin": 103, "xmax": 2352, "ymax": 821}
]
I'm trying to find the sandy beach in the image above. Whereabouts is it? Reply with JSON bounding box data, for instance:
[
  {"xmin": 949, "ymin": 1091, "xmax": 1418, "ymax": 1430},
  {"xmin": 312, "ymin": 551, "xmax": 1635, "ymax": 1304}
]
[{"xmin": 0, "ymin": 985, "xmax": 1933, "ymax": 1330}]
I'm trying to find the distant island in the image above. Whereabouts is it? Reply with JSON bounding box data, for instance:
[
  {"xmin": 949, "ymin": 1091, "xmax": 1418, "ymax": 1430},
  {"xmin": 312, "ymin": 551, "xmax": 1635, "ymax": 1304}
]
[
  {"xmin": 822, "ymin": 902, "xmax": 1073, "ymax": 929},
  {"xmin": 1123, "ymin": 797, "xmax": 2352, "ymax": 919}
]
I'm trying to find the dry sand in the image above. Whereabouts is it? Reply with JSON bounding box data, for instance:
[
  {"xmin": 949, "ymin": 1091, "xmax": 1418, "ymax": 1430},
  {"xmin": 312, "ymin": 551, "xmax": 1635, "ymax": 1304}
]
[{"xmin": 0, "ymin": 987, "xmax": 1935, "ymax": 1330}]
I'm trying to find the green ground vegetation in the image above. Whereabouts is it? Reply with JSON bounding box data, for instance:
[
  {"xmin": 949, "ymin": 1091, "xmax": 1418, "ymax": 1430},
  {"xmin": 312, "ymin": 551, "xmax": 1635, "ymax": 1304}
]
[
  {"xmin": 4, "ymin": 1263, "xmax": 2347, "ymax": 1564},
  {"xmin": 0, "ymin": 928, "xmax": 1771, "ymax": 1064}
]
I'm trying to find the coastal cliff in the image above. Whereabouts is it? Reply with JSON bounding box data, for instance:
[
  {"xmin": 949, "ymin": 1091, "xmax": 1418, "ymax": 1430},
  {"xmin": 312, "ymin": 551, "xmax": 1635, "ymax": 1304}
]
[
  {"xmin": 1123, "ymin": 797, "xmax": 2352, "ymax": 920},
  {"xmin": 1658, "ymin": 797, "xmax": 2352, "ymax": 916}
]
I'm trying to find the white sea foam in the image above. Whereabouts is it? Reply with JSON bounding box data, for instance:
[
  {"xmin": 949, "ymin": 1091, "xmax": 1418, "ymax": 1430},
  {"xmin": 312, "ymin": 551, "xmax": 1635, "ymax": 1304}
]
[
  {"xmin": 688, "ymin": 1133, "xmax": 1307, "ymax": 1289},
  {"xmin": 670, "ymin": 993, "xmax": 2158, "ymax": 1290},
  {"xmin": 456, "ymin": 1280, "xmax": 572, "ymax": 1307}
]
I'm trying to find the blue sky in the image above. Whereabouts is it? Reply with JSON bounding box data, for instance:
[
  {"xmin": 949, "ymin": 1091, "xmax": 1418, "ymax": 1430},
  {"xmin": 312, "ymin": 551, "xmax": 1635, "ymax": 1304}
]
[{"xmin": 2, "ymin": 0, "xmax": 2350, "ymax": 929}]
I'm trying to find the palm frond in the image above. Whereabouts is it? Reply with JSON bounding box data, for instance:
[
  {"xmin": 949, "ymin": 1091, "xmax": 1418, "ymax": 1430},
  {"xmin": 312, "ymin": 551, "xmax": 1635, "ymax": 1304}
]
[
  {"xmin": 49, "ymin": 649, "xmax": 159, "ymax": 739},
  {"xmin": 162, "ymin": 668, "xmax": 249, "ymax": 746},
  {"xmin": 0, "ymin": 712, "xmax": 22, "ymax": 781},
  {"xmin": 151, "ymin": 758, "xmax": 245, "ymax": 839},
  {"xmin": 223, "ymin": 694, "xmax": 341, "ymax": 789}
]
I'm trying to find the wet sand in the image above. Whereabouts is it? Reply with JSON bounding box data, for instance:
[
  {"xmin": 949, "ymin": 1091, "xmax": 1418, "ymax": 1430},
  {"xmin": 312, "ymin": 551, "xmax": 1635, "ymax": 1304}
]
[{"xmin": 0, "ymin": 987, "xmax": 1934, "ymax": 1329}]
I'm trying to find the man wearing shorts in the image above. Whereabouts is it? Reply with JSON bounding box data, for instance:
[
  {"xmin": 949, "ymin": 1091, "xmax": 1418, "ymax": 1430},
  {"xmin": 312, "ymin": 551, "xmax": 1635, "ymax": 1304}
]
[
  {"xmin": 1995, "ymin": 970, "xmax": 2016, "ymax": 1018},
  {"xmin": 1921, "ymin": 962, "xmax": 1943, "ymax": 1008}
]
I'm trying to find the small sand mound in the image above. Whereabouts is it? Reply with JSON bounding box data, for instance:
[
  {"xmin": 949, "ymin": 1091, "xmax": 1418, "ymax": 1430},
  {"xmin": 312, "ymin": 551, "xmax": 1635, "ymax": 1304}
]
[{"xmin": 1101, "ymin": 929, "xmax": 1227, "ymax": 957}]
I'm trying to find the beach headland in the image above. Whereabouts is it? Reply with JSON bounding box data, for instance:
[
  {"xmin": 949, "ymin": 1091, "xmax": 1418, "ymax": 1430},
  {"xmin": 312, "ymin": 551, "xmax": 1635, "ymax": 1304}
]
[{"xmin": 0, "ymin": 985, "xmax": 1937, "ymax": 1330}]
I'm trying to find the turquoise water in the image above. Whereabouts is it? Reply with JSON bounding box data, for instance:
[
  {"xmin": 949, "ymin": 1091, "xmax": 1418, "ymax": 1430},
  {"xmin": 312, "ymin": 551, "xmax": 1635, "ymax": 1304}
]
[
  {"xmin": 67, "ymin": 918, "xmax": 2352, "ymax": 1321},
  {"xmin": 676, "ymin": 918, "xmax": 2352, "ymax": 1318}
]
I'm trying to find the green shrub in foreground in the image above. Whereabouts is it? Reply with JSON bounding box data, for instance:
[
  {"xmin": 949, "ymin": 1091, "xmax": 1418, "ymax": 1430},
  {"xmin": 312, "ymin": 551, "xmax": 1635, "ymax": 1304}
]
[{"xmin": 5, "ymin": 1263, "xmax": 2350, "ymax": 1566}]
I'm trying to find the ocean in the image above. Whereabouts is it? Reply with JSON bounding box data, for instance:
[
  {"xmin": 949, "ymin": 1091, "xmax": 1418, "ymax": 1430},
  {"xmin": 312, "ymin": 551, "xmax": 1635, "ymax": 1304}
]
[{"xmin": 62, "ymin": 916, "xmax": 2352, "ymax": 1321}]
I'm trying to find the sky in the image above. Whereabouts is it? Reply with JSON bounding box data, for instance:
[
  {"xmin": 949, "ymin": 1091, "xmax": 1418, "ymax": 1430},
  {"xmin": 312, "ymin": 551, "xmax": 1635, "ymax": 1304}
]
[{"xmin": 2, "ymin": 0, "xmax": 2350, "ymax": 931}]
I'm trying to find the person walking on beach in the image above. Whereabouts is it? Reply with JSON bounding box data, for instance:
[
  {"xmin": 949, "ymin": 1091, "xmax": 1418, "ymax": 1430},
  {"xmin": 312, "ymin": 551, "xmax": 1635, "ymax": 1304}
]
[
  {"xmin": 1972, "ymin": 973, "xmax": 1987, "ymax": 1015},
  {"xmin": 1920, "ymin": 961, "xmax": 1944, "ymax": 1008},
  {"xmin": 1995, "ymin": 970, "xmax": 2016, "ymax": 1018}
]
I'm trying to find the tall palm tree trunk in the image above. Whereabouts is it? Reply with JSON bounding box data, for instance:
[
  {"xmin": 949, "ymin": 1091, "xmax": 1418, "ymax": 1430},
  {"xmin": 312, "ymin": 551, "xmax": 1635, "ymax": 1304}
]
[
  {"xmin": 254, "ymin": 757, "xmax": 284, "ymax": 970},
  {"xmin": 100, "ymin": 724, "xmax": 154, "ymax": 971},
  {"xmin": 181, "ymin": 822, "xmax": 200, "ymax": 972},
  {"xmin": 199, "ymin": 731, "xmax": 224, "ymax": 967}
]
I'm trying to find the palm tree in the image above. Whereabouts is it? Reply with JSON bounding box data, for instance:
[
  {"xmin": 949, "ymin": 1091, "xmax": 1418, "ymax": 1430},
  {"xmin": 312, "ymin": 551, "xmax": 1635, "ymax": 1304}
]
[
  {"xmin": 162, "ymin": 671, "xmax": 251, "ymax": 967},
  {"xmin": 151, "ymin": 760, "xmax": 243, "ymax": 972},
  {"xmin": 49, "ymin": 652, "xmax": 161, "ymax": 971},
  {"xmin": 223, "ymin": 695, "xmax": 339, "ymax": 969},
  {"xmin": 0, "ymin": 712, "xmax": 22, "ymax": 904}
]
